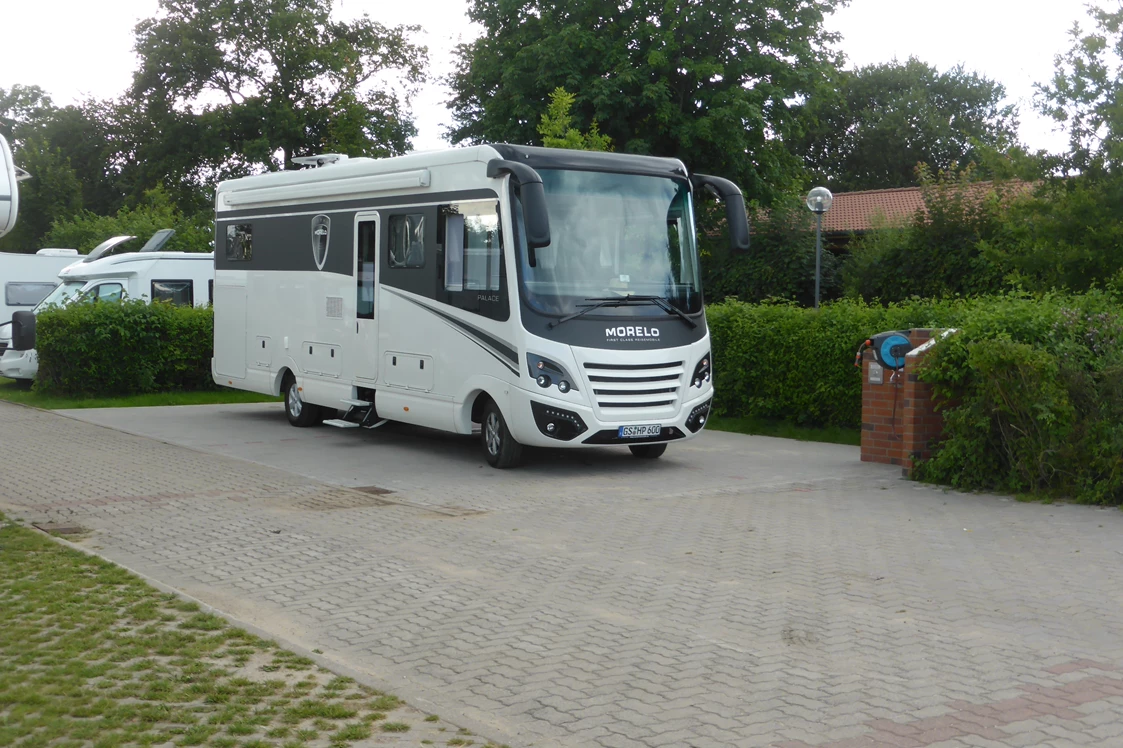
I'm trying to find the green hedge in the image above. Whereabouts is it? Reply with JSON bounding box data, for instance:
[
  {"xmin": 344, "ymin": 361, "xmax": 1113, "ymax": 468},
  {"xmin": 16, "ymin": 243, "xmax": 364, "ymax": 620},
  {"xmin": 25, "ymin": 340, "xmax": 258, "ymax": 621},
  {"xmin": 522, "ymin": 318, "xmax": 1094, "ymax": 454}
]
[
  {"xmin": 706, "ymin": 292, "xmax": 1123, "ymax": 504},
  {"xmin": 36, "ymin": 300, "xmax": 215, "ymax": 396},
  {"xmin": 706, "ymin": 297, "xmax": 957, "ymax": 428}
]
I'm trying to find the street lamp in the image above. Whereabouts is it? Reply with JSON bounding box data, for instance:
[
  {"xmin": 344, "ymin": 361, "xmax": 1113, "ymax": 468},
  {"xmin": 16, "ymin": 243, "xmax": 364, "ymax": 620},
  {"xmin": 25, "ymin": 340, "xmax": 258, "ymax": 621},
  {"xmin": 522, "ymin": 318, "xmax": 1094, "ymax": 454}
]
[{"xmin": 805, "ymin": 186, "xmax": 833, "ymax": 310}]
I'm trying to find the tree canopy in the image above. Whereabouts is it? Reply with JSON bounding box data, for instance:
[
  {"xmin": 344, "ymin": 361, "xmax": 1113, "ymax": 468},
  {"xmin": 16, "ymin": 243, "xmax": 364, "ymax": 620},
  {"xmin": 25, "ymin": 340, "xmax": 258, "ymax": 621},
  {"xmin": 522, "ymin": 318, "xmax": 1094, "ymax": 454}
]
[
  {"xmin": 794, "ymin": 58, "xmax": 1020, "ymax": 192},
  {"xmin": 1037, "ymin": 4, "xmax": 1123, "ymax": 175},
  {"xmin": 447, "ymin": 0, "xmax": 845, "ymax": 204},
  {"xmin": 130, "ymin": 0, "xmax": 428, "ymax": 182}
]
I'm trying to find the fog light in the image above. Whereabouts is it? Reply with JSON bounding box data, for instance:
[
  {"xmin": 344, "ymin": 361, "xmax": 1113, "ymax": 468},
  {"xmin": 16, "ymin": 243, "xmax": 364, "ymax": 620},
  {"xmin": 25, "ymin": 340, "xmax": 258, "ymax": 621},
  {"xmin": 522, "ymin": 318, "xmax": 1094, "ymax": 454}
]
[
  {"xmin": 530, "ymin": 401, "xmax": 588, "ymax": 441},
  {"xmin": 558, "ymin": 379, "xmax": 570, "ymax": 393},
  {"xmin": 686, "ymin": 399, "xmax": 712, "ymax": 433},
  {"xmin": 536, "ymin": 374, "xmax": 551, "ymax": 388}
]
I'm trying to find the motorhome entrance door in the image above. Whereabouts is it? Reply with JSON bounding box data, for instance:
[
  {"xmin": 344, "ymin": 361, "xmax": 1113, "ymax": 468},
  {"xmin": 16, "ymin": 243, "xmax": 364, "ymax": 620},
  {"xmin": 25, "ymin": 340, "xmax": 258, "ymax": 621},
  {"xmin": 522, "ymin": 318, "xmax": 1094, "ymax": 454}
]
[{"xmin": 354, "ymin": 214, "xmax": 380, "ymax": 381}]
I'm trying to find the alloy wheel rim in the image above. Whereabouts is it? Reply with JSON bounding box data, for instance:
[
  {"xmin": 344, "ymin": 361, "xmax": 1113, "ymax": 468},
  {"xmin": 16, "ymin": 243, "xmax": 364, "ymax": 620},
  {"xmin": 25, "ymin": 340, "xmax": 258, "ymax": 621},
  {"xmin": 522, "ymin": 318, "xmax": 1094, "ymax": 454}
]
[
  {"xmin": 288, "ymin": 383, "xmax": 303, "ymax": 417},
  {"xmin": 485, "ymin": 413, "xmax": 501, "ymax": 455}
]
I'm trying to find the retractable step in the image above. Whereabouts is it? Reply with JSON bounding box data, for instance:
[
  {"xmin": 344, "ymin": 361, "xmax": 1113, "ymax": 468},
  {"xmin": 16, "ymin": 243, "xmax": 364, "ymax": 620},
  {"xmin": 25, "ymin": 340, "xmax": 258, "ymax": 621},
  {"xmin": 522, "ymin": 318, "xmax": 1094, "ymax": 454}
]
[
  {"xmin": 323, "ymin": 419, "xmax": 361, "ymax": 429},
  {"xmin": 340, "ymin": 399, "xmax": 372, "ymax": 407}
]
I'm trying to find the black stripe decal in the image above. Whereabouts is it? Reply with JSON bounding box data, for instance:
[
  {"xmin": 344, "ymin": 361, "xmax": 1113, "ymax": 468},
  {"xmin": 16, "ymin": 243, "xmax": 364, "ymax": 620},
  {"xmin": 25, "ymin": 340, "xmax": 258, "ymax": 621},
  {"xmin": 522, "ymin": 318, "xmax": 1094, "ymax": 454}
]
[{"xmin": 383, "ymin": 288, "xmax": 519, "ymax": 374}]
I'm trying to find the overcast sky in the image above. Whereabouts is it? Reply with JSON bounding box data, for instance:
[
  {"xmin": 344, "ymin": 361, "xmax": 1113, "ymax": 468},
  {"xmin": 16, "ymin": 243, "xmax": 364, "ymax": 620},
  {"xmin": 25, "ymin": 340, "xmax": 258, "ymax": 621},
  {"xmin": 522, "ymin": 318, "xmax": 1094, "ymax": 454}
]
[{"xmin": 0, "ymin": 0, "xmax": 1093, "ymax": 155}]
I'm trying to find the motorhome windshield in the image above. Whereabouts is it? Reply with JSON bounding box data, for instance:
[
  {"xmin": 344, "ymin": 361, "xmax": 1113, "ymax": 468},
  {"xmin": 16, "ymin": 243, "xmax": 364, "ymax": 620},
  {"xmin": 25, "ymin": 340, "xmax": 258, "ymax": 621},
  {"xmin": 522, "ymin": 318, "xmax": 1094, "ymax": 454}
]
[
  {"xmin": 516, "ymin": 170, "xmax": 702, "ymax": 317},
  {"xmin": 35, "ymin": 280, "xmax": 84, "ymax": 311}
]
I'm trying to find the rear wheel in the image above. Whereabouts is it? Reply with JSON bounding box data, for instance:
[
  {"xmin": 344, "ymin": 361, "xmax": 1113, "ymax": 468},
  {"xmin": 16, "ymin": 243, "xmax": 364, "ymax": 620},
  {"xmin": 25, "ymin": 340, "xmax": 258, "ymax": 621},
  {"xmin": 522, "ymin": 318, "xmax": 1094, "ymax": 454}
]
[
  {"xmin": 284, "ymin": 374, "xmax": 322, "ymax": 427},
  {"xmin": 629, "ymin": 443, "xmax": 667, "ymax": 459},
  {"xmin": 481, "ymin": 400, "xmax": 523, "ymax": 468}
]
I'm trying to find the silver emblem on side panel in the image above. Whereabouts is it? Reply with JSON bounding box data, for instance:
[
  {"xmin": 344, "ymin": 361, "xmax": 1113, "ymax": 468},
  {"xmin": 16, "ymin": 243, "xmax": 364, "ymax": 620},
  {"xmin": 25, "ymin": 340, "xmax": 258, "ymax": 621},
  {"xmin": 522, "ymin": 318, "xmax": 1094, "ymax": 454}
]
[{"xmin": 311, "ymin": 215, "xmax": 331, "ymax": 270}]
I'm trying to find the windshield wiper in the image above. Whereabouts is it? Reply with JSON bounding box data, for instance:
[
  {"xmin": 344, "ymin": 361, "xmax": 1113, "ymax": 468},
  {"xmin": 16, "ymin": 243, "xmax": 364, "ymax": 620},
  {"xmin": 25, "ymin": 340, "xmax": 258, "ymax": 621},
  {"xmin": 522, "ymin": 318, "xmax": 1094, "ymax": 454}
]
[
  {"xmin": 547, "ymin": 295, "xmax": 698, "ymax": 330},
  {"xmin": 547, "ymin": 298, "xmax": 632, "ymax": 329},
  {"xmin": 622, "ymin": 295, "xmax": 699, "ymax": 329}
]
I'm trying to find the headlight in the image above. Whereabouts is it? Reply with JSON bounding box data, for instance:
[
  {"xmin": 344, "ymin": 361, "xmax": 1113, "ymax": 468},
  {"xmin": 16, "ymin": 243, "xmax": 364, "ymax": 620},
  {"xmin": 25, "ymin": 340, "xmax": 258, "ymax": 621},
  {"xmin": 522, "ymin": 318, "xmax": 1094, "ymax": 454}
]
[
  {"xmin": 690, "ymin": 352, "xmax": 711, "ymax": 388},
  {"xmin": 527, "ymin": 353, "xmax": 578, "ymax": 393}
]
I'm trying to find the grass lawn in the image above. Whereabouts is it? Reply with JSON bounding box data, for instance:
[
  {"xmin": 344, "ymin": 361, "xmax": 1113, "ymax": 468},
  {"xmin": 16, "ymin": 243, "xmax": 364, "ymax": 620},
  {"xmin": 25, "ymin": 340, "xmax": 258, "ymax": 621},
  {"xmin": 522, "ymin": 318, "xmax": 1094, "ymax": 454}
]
[
  {"xmin": 706, "ymin": 415, "xmax": 861, "ymax": 446},
  {"xmin": 0, "ymin": 378, "xmax": 280, "ymax": 410},
  {"xmin": 0, "ymin": 516, "xmax": 507, "ymax": 748}
]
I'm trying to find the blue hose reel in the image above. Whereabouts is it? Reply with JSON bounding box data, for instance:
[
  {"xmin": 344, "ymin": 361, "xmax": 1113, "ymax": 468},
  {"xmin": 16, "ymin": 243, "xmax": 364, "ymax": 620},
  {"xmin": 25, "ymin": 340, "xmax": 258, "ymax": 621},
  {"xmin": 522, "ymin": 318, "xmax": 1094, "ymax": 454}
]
[{"xmin": 869, "ymin": 331, "xmax": 912, "ymax": 370}]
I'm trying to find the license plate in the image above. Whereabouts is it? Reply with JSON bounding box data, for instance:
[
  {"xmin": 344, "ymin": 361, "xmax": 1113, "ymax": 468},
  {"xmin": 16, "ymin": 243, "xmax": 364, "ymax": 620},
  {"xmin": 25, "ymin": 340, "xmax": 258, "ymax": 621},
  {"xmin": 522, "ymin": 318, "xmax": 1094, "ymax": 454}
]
[{"xmin": 618, "ymin": 424, "xmax": 661, "ymax": 438}]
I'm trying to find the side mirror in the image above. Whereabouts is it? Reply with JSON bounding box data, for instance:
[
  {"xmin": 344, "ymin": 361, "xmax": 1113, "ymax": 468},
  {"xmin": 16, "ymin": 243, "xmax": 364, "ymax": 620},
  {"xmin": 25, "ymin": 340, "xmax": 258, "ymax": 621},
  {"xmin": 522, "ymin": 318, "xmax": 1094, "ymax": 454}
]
[
  {"xmin": 11, "ymin": 310, "xmax": 36, "ymax": 351},
  {"xmin": 487, "ymin": 159, "xmax": 551, "ymax": 259},
  {"xmin": 0, "ymin": 134, "xmax": 24, "ymax": 240},
  {"xmin": 691, "ymin": 173, "xmax": 750, "ymax": 252}
]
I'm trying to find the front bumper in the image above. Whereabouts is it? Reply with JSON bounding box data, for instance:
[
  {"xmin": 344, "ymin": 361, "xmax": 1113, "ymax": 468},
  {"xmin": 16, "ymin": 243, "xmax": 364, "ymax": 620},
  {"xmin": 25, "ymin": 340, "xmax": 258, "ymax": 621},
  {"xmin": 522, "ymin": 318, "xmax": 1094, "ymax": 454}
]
[
  {"xmin": 505, "ymin": 385, "xmax": 712, "ymax": 448},
  {"xmin": 0, "ymin": 348, "xmax": 37, "ymax": 381}
]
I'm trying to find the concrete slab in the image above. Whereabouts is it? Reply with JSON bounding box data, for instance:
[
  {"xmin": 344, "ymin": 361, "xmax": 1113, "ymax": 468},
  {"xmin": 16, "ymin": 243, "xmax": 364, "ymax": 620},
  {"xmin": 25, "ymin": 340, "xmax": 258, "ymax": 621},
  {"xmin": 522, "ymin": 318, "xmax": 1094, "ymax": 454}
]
[{"xmin": 1, "ymin": 401, "xmax": 1118, "ymax": 748}]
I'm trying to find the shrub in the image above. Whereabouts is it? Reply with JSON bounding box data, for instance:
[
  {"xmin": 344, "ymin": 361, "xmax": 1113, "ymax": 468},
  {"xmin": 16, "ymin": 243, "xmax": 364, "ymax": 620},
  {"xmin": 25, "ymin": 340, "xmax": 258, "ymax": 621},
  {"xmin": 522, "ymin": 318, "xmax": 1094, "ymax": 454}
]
[
  {"xmin": 36, "ymin": 299, "xmax": 215, "ymax": 396},
  {"xmin": 916, "ymin": 293, "xmax": 1123, "ymax": 503},
  {"xmin": 699, "ymin": 195, "xmax": 842, "ymax": 306}
]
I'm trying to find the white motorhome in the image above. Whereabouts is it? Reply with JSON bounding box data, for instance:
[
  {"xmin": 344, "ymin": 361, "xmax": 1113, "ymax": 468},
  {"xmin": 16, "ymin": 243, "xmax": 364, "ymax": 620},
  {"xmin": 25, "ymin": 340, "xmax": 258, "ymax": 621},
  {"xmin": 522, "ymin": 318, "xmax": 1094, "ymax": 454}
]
[
  {"xmin": 0, "ymin": 242, "xmax": 214, "ymax": 382},
  {"xmin": 0, "ymin": 248, "xmax": 84, "ymax": 328},
  {"xmin": 212, "ymin": 145, "xmax": 750, "ymax": 467}
]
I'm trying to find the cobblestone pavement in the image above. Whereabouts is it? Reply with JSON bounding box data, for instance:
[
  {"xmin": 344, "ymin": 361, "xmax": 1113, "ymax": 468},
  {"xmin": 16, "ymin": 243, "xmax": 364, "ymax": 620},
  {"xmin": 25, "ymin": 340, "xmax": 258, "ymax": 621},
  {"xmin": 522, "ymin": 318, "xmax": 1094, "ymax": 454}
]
[{"xmin": 3, "ymin": 401, "xmax": 1123, "ymax": 748}]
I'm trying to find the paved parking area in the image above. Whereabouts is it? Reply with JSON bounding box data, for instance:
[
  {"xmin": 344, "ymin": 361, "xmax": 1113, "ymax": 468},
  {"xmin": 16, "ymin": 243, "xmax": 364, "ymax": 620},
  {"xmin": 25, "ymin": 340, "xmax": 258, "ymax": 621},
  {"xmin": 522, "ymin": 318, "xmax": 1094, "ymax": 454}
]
[{"xmin": 2, "ymin": 400, "xmax": 1122, "ymax": 747}]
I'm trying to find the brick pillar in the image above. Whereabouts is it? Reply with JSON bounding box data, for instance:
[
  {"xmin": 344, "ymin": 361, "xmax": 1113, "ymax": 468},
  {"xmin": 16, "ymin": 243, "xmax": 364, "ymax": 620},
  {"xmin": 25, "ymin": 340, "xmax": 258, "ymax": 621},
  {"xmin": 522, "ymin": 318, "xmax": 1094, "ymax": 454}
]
[{"xmin": 860, "ymin": 329, "xmax": 941, "ymax": 475}]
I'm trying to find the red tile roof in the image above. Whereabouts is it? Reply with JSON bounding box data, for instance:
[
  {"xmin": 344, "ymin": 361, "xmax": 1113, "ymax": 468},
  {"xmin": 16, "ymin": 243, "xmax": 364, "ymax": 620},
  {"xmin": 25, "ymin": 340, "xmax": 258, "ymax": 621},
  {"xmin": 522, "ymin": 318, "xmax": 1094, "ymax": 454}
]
[
  {"xmin": 821, "ymin": 187, "xmax": 925, "ymax": 233},
  {"xmin": 820, "ymin": 180, "xmax": 1036, "ymax": 234}
]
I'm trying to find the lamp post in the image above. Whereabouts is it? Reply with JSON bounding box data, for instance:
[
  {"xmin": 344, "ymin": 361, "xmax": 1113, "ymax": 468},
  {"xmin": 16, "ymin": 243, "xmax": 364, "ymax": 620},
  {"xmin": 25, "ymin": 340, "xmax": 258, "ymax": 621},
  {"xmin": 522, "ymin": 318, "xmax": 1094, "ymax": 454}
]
[{"xmin": 805, "ymin": 186, "xmax": 833, "ymax": 310}]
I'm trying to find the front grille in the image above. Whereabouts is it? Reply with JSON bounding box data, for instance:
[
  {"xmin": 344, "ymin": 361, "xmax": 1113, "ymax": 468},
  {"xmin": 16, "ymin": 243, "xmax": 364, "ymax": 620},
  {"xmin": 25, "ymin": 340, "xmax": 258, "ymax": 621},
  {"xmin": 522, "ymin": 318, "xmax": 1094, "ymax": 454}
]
[{"xmin": 583, "ymin": 360, "xmax": 684, "ymax": 409}]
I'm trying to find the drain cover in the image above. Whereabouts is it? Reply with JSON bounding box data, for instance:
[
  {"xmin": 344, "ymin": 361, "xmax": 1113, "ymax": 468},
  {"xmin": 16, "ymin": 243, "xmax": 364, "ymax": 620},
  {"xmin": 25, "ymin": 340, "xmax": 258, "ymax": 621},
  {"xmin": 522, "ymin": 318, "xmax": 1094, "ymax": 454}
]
[{"xmin": 352, "ymin": 485, "xmax": 393, "ymax": 495}]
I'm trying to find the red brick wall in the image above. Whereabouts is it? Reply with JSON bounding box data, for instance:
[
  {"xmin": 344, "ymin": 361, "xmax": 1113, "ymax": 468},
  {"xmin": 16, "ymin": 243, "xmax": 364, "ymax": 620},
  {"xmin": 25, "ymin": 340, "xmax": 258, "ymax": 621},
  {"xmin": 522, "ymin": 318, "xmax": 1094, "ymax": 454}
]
[{"xmin": 860, "ymin": 329, "xmax": 944, "ymax": 476}]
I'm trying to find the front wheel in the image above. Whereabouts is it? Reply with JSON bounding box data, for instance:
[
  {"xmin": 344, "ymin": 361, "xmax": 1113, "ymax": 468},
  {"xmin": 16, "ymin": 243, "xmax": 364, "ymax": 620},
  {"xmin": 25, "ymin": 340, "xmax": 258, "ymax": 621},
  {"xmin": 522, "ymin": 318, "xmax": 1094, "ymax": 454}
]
[
  {"xmin": 481, "ymin": 401, "xmax": 523, "ymax": 468},
  {"xmin": 284, "ymin": 375, "xmax": 322, "ymax": 427},
  {"xmin": 629, "ymin": 443, "xmax": 667, "ymax": 459}
]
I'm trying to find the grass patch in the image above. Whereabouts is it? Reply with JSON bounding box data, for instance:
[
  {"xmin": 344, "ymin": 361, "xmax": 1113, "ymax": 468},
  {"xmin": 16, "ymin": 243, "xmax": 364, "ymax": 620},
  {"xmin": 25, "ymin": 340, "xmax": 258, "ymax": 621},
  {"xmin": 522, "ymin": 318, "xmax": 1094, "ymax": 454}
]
[
  {"xmin": 0, "ymin": 377, "xmax": 280, "ymax": 410},
  {"xmin": 0, "ymin": 514, "xmax": 407, "ymax": 747},
  {"xmin": 707, "ymin": 416, "xmax": 861, "ymax": 446}
]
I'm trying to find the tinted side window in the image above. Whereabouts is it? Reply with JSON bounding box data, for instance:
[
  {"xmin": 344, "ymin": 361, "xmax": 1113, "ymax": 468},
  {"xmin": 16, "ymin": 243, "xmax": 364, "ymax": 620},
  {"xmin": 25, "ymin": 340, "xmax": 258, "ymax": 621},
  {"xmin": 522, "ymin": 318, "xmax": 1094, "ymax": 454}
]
[
  {"xmin": 6, "ymin": 282, "xmax": 57, "ymax": 306},
  {"xmin": 226, "ymin": 224, "xmax": 253, "ymax": 261},
  {"xmin": 94, "ymin": 283, "xmax": 124, "ymax": 303},
  {"xmin": 388, "ymin": 214, "xmax": 425, "ymax": 268},
  {"xmin": 444, "ymin": 202, "xmax": 500, "ymax": 292},
  {"xmin": 151, "ymin": 280, "xmax": 194, "ymax": 306}
]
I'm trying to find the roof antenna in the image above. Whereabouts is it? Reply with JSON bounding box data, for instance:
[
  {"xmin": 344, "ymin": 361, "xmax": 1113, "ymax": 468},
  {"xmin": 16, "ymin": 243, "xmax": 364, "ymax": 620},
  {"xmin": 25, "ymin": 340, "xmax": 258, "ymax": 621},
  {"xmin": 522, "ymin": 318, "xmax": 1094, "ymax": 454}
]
[{"xmin": 291, "ymin": 154, "xmax": 349, "ymax": 169}]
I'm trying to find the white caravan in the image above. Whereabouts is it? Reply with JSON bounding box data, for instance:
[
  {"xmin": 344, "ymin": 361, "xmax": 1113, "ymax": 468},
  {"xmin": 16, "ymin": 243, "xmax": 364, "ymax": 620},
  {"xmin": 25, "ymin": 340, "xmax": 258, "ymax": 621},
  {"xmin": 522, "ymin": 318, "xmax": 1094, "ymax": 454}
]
[
  {"xmin": 212, "ymin": 145, "xmax": 750, "ymax": 467},
  {"xmin": 0, "ymin": 245, "xmax": 214, "ymax": 382},
  {"xmin": 0, "ymin": 248, "xmax": 84, "ymax": 327}
]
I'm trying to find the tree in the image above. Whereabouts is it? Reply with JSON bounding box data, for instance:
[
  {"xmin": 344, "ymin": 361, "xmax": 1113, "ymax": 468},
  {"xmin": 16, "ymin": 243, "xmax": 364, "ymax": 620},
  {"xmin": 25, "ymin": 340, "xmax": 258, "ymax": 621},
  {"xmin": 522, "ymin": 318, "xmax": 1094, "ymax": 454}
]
[
  {"xmin": 0, "ymin": 85, "xmax": 55, "ymax": 145},
  {"xmin": 537, "ymin": 88, "xmax": 612, "ymax": 151},
  {"xmin": 129, "ymin": 0, "xmax": 428, "ymax": 184},
  {"xmin": 42, "ymin": 187, "xmax": 212, "ymax": 254},
  {"xmin": 0, "ymin": 136, "xmax": 84, "ymax": 252},
  {"xmin": 794, "ymin": 58, "xmax": 1020, "ymax": 192},
  {"xmin": 1037, "ymin": 3, "xmax": 1123, "ymax": 174},
  {"xmin": 447, "ymin": 0, "xmax": 845, "ymax": 204}
]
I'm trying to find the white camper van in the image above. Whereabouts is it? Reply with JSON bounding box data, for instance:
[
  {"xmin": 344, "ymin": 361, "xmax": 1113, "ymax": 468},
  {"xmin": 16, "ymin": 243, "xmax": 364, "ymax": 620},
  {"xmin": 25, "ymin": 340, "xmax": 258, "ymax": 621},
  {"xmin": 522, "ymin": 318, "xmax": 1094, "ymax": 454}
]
[
  {"xmin": 0, "ymin": 248, "xmax": 84, "ymax": 327},
  {"xmin": 0, "ymin": 244, "xmax": 214, "ymax": 382},
  {"xmin": 212, "ymin": 145, "xmax": 750, "ymax": 467}
]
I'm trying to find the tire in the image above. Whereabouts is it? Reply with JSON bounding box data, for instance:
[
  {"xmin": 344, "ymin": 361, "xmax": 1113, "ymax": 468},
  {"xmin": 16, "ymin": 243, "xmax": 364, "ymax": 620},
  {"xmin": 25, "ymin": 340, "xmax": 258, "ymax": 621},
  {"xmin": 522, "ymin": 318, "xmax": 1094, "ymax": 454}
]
[
  {"xmin": 283, "ymin": 374, "xmax": 322, "ymax": 427},
  {"xmin": 481, "ymin": 400, "xmax": 523, "ymax": 468},
  {"xmin": 629, "ymin": 443, "xmax": 667, "ymax": 459}
]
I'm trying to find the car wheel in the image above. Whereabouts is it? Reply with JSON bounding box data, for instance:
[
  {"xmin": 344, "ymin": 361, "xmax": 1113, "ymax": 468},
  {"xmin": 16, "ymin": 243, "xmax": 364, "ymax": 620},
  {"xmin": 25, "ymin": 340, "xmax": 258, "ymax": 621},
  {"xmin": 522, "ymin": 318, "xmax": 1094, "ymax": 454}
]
[
  {"xmin": 481, "ymin": 400, "xmax": 523, "ymax": 468},
  {"xmin": 284, "ymin": 374, "xmax": 322, "ymax": 427},
  {"xmin": 629, "ymin": 443, "xmax": 667, "ymax": 459}
]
